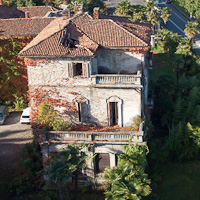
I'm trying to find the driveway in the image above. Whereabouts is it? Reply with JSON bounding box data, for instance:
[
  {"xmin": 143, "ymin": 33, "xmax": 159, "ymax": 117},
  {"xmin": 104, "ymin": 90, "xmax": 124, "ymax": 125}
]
[{"xmin": 0, "ymin": 112, "xmax": 33, "ymax": 168}]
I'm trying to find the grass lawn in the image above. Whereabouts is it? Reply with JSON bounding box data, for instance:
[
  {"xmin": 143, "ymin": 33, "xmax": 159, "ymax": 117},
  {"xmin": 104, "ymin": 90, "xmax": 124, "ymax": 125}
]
[{"xmin": 153, "ymin": 161, "xmax": 200, "ymax": 200}]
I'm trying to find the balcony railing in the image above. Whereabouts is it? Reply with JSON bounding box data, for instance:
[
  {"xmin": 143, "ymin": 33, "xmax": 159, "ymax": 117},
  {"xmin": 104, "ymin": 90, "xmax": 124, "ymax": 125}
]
[
  {"xmin": 45, "ymin": 130, "xmax": 144, "ymax": 145},
  {"xmin": 91, "ymin": 73, "xmax": 142, "ymax": 88}
]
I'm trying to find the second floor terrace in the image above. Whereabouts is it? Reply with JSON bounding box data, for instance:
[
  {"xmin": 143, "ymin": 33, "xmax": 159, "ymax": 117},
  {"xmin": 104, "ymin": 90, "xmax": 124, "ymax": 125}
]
[
  {"xmin": 39, "ymin": 123, "xmax": 145, "ymax": 146},
  {"xmin": 91, "ymin": 72, "xmax": 142, "ymax": 88}
]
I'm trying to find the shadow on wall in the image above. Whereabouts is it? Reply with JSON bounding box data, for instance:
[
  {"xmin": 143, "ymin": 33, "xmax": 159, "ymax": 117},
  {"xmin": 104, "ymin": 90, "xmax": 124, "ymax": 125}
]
[{"xmin": 95, "ymin": 48, "xmax": 144, "ymax": 74}]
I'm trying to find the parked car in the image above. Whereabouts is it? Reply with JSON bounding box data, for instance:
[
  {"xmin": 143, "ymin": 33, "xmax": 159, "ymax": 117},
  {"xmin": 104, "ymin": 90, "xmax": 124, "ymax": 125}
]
[
  {"xmin": 0, "ymin": 105, "xmax": 9, "ymax": 125},
  {"xmin": 20, "ymin": 107, "xmax": 31, "ymax": 124}
]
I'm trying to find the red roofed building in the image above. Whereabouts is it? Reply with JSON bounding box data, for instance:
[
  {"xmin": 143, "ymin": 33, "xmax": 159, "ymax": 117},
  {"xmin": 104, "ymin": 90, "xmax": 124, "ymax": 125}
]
[{"xmin": 19, "ymin": 8, "xmax": 152, "ymax": 184}]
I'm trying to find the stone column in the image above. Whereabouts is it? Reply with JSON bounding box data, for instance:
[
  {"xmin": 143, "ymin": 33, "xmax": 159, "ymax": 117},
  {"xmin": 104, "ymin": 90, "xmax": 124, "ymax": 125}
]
[{"xmin": 109, "ymin": 153, "xmax": 116, "ymax": 168}]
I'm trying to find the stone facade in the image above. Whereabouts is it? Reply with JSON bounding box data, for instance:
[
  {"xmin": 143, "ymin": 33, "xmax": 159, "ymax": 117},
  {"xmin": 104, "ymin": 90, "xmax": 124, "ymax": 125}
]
[
  {"xmin": 20, "ymin": 12, "xmax": 152, "ymax": 184},
  {"xmin": 28, "ymin": 47, "xmax": 145, "ymax": 127}
]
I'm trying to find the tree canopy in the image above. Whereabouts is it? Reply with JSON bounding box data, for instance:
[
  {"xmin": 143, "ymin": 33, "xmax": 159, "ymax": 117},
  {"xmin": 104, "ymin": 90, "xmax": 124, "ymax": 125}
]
[{"xmin": 104, "ymin": 145, "xmax": 151, "ymax": 200}]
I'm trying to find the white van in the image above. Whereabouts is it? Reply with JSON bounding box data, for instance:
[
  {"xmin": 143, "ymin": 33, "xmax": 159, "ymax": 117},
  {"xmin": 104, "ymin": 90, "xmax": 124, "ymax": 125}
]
[
  {"xmin": 0, "ymin": 105, "xmax": 8, "ymax": 125},
  {"xmin": 20, "ymin": 107, "xmax": 31, "ymax": 124}
]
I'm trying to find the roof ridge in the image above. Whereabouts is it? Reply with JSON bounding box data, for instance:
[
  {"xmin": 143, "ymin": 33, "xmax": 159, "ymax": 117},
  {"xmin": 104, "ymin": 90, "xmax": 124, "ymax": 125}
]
[
  {"xmin": 17, "ymin": 5, "xmax": 51, "ymax": 8},
  {"xmin": 109, "ymin": 20, "xmax": 148, "ymax": 46},
  {"xmin": 0, "ymin": 17, "xmax": 56, "ymax": 21}
]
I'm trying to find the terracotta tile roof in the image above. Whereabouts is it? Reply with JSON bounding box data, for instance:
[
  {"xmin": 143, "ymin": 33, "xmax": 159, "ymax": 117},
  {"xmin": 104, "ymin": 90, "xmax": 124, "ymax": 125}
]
[
  {"xmin": 19, "ymin": 13, "xmax": 151, "ymax": 57},
  {"xmin": 74, "ymin": 19, "xmax": 150, "ymax": 47},
  {"xmin": 0, "ymin": 5, "xmax": 58, "ymax": 19},
  {"xmin": 0, "ymin": 17, "xmax": 55, "ymax": 36},
  {"xmin": 19, "ymin": 19, "xmax": 98, "ymax": 57},
  {"xmin": 17, "ymin": 6, "xmax": 59, "ymax": 18},
  {"xmin": 0, "ymin": 5, "xmax": 24, "ymax": 19}
]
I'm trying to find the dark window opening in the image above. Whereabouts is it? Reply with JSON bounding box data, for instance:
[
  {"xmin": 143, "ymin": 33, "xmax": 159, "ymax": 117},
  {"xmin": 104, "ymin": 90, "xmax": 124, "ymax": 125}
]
[
  {"xmin": 109, "ymin": 102, "xmax": 118, "ymax": 126},
  {"xmin": 115, "ymin": 154, "xmax": 118, "ymax": 166},
  {"xmin": 74, "ymin": 63, "xmax": 82, "ymax": 76},
  {"xmin": 77, "ymin": 103, "xmax": 81, "ymax": 122},
  {"xmin": 95, "ymin": 153, "xmax": 110, "ymax": 173}
]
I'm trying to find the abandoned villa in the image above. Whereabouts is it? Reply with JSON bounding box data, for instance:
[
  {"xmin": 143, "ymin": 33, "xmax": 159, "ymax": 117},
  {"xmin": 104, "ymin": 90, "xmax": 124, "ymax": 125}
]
[{"xmin": 19, "ymin": 7, "xmax": 152, "ymax": 184}]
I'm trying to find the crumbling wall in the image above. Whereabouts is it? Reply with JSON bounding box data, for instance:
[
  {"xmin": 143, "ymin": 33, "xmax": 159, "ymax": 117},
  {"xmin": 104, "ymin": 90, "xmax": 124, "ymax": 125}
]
[{"xmin": 27, "ymin": 58, "xmax": 141, "ymax": 127}]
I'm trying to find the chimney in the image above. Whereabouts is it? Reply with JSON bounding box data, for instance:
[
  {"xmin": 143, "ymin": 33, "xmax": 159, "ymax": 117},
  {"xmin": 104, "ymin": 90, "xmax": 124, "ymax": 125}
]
[
  {"xmin": 77, "ymin": 4, "xmax": 83, "ymax": 12},
  {"xmin": 93, "ymin": 7, "xmax": 100, "ymax": 19},
  {"xmin": 74, "ymin": 6, "xmax": 79, "ymax": 14},
  {"xmin": 0, "ymin": 0, "xmax": 3, "ymax": 5},
  {"xmin": 25, "ymin": 11, "xmax": 30, "ymax": 18}
]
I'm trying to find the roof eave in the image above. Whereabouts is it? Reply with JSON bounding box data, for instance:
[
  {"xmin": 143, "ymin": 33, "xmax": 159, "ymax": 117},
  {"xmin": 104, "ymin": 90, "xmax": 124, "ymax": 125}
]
[{"xmin": 18, "ymin": 54, "xmax": 94, "ymax": 58}]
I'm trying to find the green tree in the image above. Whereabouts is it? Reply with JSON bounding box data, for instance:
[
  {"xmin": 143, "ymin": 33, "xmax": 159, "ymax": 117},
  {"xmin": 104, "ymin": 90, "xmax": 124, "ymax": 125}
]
[
  {"xmin": 147, "ymin": 9, "xmax": 161, "ymax": 34},
  {"xmin": 69, "ymin": 0, "xmax": 105, "ymax": 13},
  {"xmin": 132, "ymin": 5, "xmax": 146, "ymax": 22},
  {"xmin": 174, "ymin": 37, "xmax": 194, "ymax": 73},
  {"xmin": 4, "ymin": 0, "xmax": 44, "ymax": 6},
  {"xmin": 156, "ymin": 29, "xmax": 180, "ymax": 53},
  {"xmin": 46, "ymin": 144, "xmax": 88, "ymax": 200},
  {"xmin": 145, "ymin": 0, "xmax": 156, "ymax": 16},
  {"xmin": 104, "ymin": 145, "xmax": 151, "ymax": 200},
  {"xmin": 184, "ymin": 21, "xmax": 200, "ymax": 38},
  {"xmin": 115, "ymin": 0, "xmax": 132, "ymax": 17},
  {"xmin": 161, "ymin": 7, "xmax": 172, "ymax": 28}
]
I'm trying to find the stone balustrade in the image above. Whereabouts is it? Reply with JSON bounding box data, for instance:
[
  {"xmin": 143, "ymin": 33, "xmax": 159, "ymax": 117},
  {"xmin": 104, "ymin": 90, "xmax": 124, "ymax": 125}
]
[
  {"xmin": 47, "ymin": 129, "xmax": 144, "ymax": 145},
  {"xmin": 91, "ymin": 73, "xmax": 142, "ymax": 88}
]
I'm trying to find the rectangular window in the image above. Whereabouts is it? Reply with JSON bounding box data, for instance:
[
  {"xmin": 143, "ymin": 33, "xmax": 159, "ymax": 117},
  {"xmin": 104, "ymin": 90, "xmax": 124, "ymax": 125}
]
[
  {"xmin": 95, "ymin": 153, "xmax": 110, "ymax": 173},
  {"xmin": 109, "ymin": 102, "xmax": 118, "ymax": 126},
  {"xmin": 74, "ymin": 63, "xmax": 83, "ymax": 76}
]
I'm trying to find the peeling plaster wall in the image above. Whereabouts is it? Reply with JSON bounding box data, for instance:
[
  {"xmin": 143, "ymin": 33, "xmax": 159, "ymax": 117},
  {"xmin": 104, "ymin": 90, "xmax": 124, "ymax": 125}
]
[{"xmin": 28, "ymin": 57, "xmax": 142, "ymax": 127}]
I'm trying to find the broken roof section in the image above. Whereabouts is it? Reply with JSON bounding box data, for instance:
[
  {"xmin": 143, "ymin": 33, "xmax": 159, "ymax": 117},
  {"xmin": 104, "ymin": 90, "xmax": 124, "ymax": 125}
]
[{"xmin": 19, "ymin": 12, "xmax": 151, "ymax": 58}]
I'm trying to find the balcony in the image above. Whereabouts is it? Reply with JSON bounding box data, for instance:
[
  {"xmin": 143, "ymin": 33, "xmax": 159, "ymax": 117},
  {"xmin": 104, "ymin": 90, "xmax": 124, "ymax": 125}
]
[{"xmin": 91, "ymin": 72, "xmax": 142, "ymax": 88}]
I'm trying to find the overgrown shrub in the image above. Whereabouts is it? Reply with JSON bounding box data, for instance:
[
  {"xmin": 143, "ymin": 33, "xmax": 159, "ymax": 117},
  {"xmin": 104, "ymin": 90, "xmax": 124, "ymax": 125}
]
[{"xmin": 37, "ymin": 102, "xmax": 70, "ymax": 131}]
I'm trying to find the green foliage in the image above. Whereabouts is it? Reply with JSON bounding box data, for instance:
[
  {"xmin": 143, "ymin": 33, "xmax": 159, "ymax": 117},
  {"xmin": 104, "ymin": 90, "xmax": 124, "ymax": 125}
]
[
  {"xmin": 115, "ymin": 0, "xmax": 132, "ymax": 17},
  {"xmin": 11, "ymin": 142, "xmax": 42, "ymax": 195},
  {"xmin": 131, "ymin": 115, "xmax": 142, "ymax": 131},
  {"xmin": 156, "ymin": 29, "xmax": 180, "ymax": 54},
  {"xmin": 69, "ymin": 0, "xmax": 105, "ymax": 13},
  {"xmin": 12, "ymin": 93, "xmax": 26, "ymax": 110},
  {"xmin": 4, "ymin": 0, "xmax": 44, "ymax": 7},
  {"xmin": 45, "ymin": 143, "xmax": 88, "ymax": 200},
  {"xmin": 150, "ymin": 50, "xmax": 200, "ymax": 161},
  {"xmin": 160, "ymin": 7, "xmax": 172, "ymax": 27},
  {"xmin": 37, "ymin": 102, "xmax": 70, "ymax": 131},
  {"xmin": 184, "ymin": 21, "xmax": 200, "ymax": 38},
  {"xmin": 104, "ymin": 145, "xmax": 151, "ymax": 200},
  {"xmin": 174, "ymin": 0, "xmax": 200, "ymax": 22},
  {"xmin": 132, "ymin": 5, "xmax": 146, "ymax": 22}
]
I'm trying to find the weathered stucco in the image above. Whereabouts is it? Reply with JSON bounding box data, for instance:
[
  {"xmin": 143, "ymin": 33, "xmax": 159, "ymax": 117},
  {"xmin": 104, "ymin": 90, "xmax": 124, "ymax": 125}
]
[
  {"xmin": 27, "ymin": 50, "xmax": 144, "ymax": 127},
  {"xmin": 96, "ymin": 48, "xmax": 144, "ymax": 74}
]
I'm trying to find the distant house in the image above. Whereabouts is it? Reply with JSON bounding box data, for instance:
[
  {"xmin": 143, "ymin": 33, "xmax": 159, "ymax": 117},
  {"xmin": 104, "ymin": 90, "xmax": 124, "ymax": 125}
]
[
  {"xmin": 0, "ymin": 2, "xmax": 58, "ymax": 19},
  {"xmin": 19, "ymin": 8, "xmax": 152, "ymax": 184}
]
